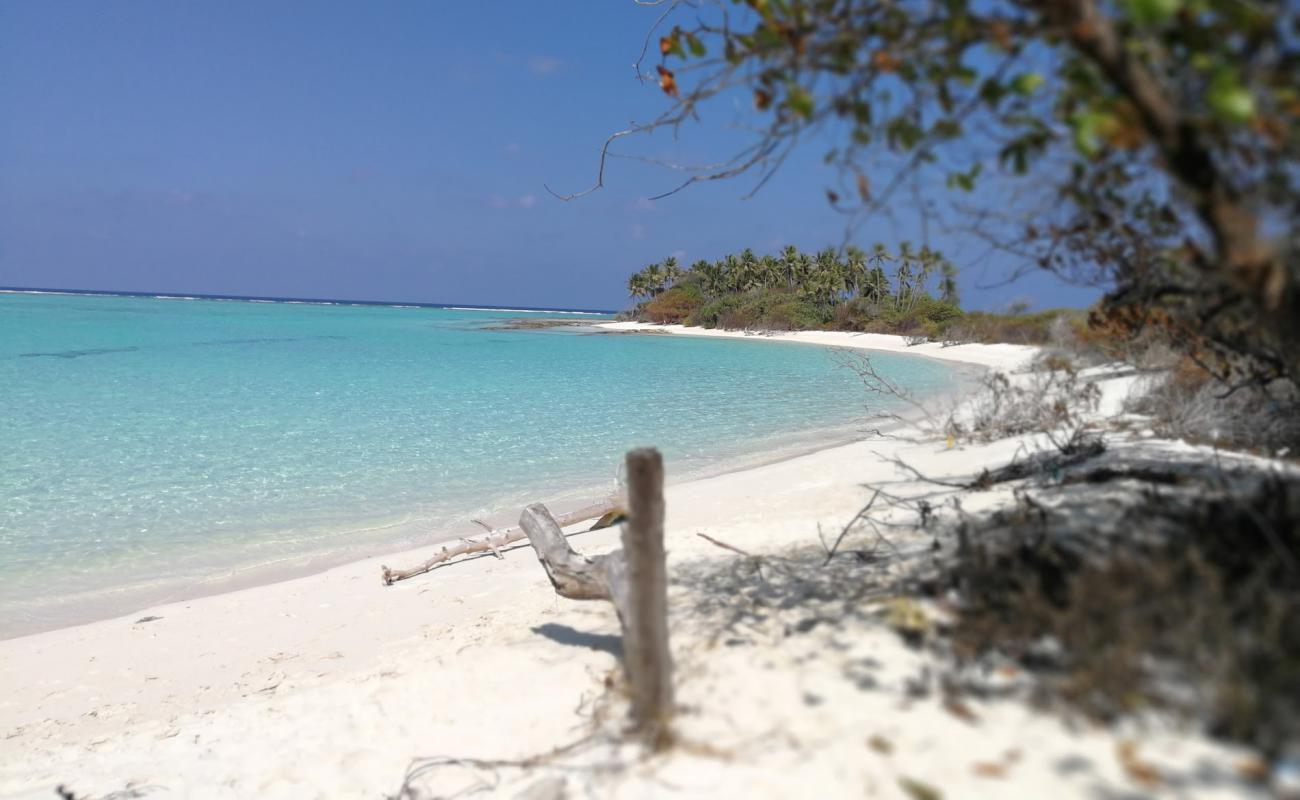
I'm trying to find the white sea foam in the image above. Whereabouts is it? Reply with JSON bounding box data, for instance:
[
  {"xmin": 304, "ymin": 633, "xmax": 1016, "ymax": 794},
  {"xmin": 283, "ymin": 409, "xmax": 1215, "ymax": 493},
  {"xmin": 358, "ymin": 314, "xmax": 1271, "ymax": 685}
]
[{"xmin": 446, "ymin": 306, "xmax": 607, "ymax": 315}]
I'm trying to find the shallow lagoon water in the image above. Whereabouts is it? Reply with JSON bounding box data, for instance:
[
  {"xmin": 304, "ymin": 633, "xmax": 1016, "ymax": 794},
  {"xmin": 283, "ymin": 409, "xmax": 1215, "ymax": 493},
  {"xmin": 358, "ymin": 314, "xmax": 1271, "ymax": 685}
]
[{"xmin": 0, "ymin": 292, "xmax": 964, "ymax": 635}]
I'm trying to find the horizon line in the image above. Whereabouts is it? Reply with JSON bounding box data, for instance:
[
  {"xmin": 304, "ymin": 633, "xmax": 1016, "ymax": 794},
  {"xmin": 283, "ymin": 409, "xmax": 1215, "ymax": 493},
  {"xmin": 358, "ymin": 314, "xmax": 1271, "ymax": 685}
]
[{"xmin": 0, "ymin": 286, "xmax": 617, "ymax": 316}]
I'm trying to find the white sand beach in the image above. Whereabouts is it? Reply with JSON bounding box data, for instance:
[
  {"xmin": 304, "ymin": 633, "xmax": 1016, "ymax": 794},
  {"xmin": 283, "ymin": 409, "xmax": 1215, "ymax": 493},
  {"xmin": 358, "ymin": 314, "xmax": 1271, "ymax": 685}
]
[
  {"xmin": 596, "ymin": 320, "xmax": 1042, "ymax": 369},
  {"xmin": 0, "ymin": 332, "xmax": 1271, "ymax": 799}
]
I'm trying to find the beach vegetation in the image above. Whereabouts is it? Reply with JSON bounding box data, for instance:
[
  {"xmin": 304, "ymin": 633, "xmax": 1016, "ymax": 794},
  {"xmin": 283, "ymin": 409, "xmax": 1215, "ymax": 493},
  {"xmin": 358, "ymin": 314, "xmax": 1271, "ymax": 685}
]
[
  {"xmin": 603, "ymin": 0, "xmax": 1300, "ymax": 397},
  {"xmin": 621, "ymin": 240, "xmax": 1013, "ymax": 335},
  {"xmin": 945, "ymin": 464, "xmax": 1300, "ymax": 756},
  {"xmin": 562, "ymin": 0, "xmax": 1300, "ymax": 777},
  {"xmin": 624, "ymin": 243, "xmax": 1071, "ymax": 342},
  {"xmin": 641, "ymin": 283, "xmax": 704, "ymax": 324}
]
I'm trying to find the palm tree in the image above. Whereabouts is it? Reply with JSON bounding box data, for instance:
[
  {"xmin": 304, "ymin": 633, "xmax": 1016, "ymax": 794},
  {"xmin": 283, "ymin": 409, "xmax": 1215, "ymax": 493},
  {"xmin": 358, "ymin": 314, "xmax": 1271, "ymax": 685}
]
[
  {"xmin": 641, "ymin": 261, "xmax": 667, "ymax": 297},
  {"xmin": 693, "ymin": 259, "xmax": 722, "ymax": 296},
  {"xmin": 759, "ymin": 254, "xmax": 781, "ymax": 289},
  {"xmin": 779, "ymin": 245, "xmax": 801, "ymax": 289},
  {"xmin": 793, "ymin": 252, "xmax": 814, "ymax": 291},
  {"xmin": 939, "ymin": 259, "xmax": 960, "ymax": 305},
  {"xmin": 914, "ymin": 245, "xmax": 937, "ymax": 301},
  {"xmin": 661, "ymin": 256, "xmax": 684, "ymax": 289},
  {"xmin": 721, "ymin": 254, "xmax": 745, "ymax": 292},
  {"xmin": 812, "ymin": 247, "xmax": 843, "ymax": 305},
  {"xmin": 895, "ymin": 243, "xmax": 915, "ymax": 313},
  {"xmin": 843, "ymin": 245, "xmax": 867, "ymax": 298},
  {"xmin": 865, "ymin": 243, "xmax": 893, "ymax": 305},
  {"xmin": 627, "ymin": 268, "xmax": 651, "ymax": 301}
]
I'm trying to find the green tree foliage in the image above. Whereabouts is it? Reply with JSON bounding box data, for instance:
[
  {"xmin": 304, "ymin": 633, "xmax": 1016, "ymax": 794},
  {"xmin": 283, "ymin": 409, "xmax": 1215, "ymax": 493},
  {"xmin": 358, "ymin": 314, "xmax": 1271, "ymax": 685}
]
[
  {"xmin": 627, "ymin": 243, "xmax": 965, "ymax": 334},
  {"xmin": 627, "ymin": 259, "xmax": 683, "ymax": 300},
  {"xmin": 614, "ymin": 0, "xmax": 1298, "ymax": 386}
]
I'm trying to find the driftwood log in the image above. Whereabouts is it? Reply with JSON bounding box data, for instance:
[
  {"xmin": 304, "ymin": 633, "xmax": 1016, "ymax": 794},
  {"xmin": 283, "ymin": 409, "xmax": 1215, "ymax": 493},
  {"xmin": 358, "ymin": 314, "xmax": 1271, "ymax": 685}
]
[
  {"xmin": 381, "ymin": 501, "xmax": 616, "ymax": 585},
  {"xmin": 519, "ymin": 448, "xmax": 674, "ymax": 747}
]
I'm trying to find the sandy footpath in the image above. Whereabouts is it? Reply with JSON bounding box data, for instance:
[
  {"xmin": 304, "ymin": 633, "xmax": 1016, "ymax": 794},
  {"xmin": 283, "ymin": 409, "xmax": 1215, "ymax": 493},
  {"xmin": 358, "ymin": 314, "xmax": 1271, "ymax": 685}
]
[{"xmin": 0, "ymin": 333, "xmax": 1268, "ymax": 799}]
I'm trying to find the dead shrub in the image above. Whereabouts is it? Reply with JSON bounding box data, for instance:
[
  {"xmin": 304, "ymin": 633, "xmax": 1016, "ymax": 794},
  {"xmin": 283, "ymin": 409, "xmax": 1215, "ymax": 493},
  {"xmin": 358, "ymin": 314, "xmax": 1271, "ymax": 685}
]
[
  {"xmin": 944, "ymin": 471, "xmax": 1300, "ymax": 756},
  {"xmin": 1127, "ymin": 356, "xmax": 1300, "ymax": 452},
  {"xmin": 942, "ymin": 310, "xmax": 1076, "ymax": 346},
  {"xmin": 948, "ymin": 358, "xmax": 1101, "ymax": 455}
]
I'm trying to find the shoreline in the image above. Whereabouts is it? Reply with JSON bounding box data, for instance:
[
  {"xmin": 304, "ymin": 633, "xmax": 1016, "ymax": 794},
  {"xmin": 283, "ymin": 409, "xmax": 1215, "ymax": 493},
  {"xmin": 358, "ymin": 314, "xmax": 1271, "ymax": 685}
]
[
  {"xmin": 0, "ymin": 410, "xmax": 907, "ymax": 642},
  {"xmin": 1, "ymin": 421, "xmax": 907, "ymax": 644},
  {"xmin": 594, "ymin": 320, "xmax": 1041, "ymax": 370},
  {"xmin": 5, "ymin": 361, "xmax": 1273, "ymax": 798},
  {"xmin": 5, "ymin": 341, "xmax": 1275, "ymax": 798},
  {"xmin": 1, "ymin": 330, "xmax": 997, "ymax": 642}
]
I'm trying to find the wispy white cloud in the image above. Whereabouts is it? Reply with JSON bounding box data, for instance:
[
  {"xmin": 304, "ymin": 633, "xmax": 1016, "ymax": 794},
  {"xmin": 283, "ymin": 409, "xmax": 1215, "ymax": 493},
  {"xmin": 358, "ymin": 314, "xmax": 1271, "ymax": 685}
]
[
  {"xmin": 631, "ymin": 223, "xmax": 646, "ymax": 240},
  {"xmin": 487, "ymin": 193, "xmax": 540, "ymax": 210},
  {"xmin": 527, "ymin": 56, "xmax": 563, "ymax": 77}
]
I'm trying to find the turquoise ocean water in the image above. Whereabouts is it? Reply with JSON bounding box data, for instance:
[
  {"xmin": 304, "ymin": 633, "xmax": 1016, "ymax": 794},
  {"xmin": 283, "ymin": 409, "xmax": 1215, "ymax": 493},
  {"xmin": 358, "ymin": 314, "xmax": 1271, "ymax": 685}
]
[{"xmin": 0, "ymin": 291, "xmax": 964, "ymax": 637}]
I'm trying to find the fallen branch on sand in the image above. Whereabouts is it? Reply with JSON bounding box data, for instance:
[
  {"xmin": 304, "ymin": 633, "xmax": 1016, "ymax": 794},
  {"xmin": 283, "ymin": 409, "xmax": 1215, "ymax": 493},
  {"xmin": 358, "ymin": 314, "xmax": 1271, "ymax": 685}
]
[{"xmin": 381, "ymin": 501, "xmax": 619, "ymax": 585}]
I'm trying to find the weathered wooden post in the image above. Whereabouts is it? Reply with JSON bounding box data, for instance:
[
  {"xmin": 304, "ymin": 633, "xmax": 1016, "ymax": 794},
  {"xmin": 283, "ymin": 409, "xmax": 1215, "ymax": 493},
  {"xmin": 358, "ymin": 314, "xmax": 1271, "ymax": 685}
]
[
  {"xmin": 518, "ymin": 448, "xmax": 673, "ymax": 747},
  {"xmin": 619, "ymin": 448, "xmax": 673, "ymax": 745}
]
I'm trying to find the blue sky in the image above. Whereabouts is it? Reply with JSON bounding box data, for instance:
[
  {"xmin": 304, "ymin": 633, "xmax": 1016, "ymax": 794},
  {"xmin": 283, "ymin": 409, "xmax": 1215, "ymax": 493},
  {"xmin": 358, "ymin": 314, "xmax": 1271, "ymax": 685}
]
[{"xmin": 0, "ymin": 1, "xmax": 1100, "ymax": 311}]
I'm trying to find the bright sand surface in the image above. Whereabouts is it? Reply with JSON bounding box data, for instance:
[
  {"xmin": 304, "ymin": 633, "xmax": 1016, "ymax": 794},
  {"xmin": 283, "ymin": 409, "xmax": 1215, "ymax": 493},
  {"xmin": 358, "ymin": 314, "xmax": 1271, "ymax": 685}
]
[
  {"xmin": 0, "ymin": 331, "xmax": 1266, "ymax": 798},
  {"xmin": 595, "ymin": 320, "xmax": 1042, "ymax": 369}
]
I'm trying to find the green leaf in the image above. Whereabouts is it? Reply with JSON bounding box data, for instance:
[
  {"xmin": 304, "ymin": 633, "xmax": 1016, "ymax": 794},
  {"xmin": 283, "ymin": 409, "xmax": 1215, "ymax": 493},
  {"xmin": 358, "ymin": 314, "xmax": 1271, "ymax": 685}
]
[
  {"xmin": 755, "ymin": 26, "xmax": 783, "ymax": 50},
  {"xmin": 952, "ymin": 65, "xmax": 977, "ymax": 86},
  {"xmin": 686, "ymin": 32, "xmax": 706, "ymax": 58},
  {"xmin": 979, "ymin": 79, "xmax": 1007, "ymax": 107},
  {"xmin": 947, "ymin": 171, "xmax": 976, "ymax": 191},
  {"xmin": 1071, "ymin": 111, "xmax": 1107, "ymax": 157},
  {"xmin": 1123, "ymin": 0, "xmax": 1181, "ymax": 25},
  {"xmin": 787, "ymin": 86, "xmax": 815, "ymax": 119},
  {"xmin": 853, "ymin": 101, "xmax": 873, "ymax": 125},
  {"xmin": 887, "ymin": 117, "xmax": 923, "ymax": 150},
  {"xmin": 1207, "ymin": 69, "xmax": 1255, "ymax": 123},
  {"xmin": 932, "ymin": 119, "xmax": 962, "ymax": 139},
  {"xmin": 1011, "ymin": 72, "xmax": 1044, "ymax": 96}
]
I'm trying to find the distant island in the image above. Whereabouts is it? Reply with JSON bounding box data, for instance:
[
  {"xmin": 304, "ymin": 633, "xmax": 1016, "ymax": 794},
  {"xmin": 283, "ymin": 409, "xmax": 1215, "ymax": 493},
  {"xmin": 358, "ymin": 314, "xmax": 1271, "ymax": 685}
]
[{"xmin": 624, "ymin": 244, "xmax": 1073, "ymax": 345}]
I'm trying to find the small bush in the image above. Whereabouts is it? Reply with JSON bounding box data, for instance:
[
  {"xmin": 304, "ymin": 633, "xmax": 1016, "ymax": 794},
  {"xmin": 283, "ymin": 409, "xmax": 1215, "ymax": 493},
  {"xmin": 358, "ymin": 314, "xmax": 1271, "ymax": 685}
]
[
  {"xmin": 689, "ymin": 295, "xmax": 742, "ymax": 328},
  {"xmin": 690, "ymin": 289, "xmax": 827, "ymax": 331},
  {"xmin": 830, "ymin": 297, "xmax": 963, "ymax": 338},
  {"xmin": 1127, "ymin": 355, "xmax": 1300, "ymax": 452},
  {"xmin": 641, "ymin": 285, "xmax": 703, "ymax": 324},
  {"xmin": 945, "ymin": 309, "xmax": 1080, "ymax": 345},
  {"xmin": 911, "ymin": 296, "xmax": 964, "ymax": 326},
  {"xmin": 831, "ymin": 298, "xmax": 884, "ymax": 332}
]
